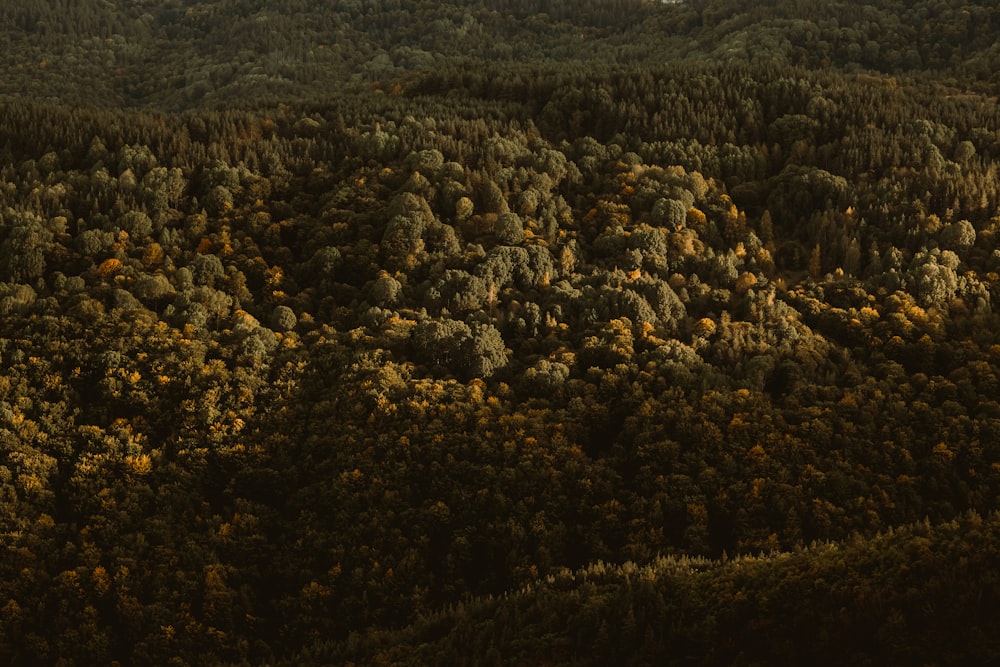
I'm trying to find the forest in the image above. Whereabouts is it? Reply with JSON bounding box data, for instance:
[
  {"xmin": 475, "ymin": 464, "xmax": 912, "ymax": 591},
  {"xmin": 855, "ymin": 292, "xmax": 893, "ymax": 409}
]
[{"xmin": 2, "ymin": 0, "xmax": 1000, "ymax": 663}]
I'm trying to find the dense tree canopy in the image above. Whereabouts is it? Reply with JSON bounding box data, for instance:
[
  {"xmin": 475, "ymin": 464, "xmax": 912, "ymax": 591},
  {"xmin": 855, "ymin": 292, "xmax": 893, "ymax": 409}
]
[{"xmin": 2, "ymin": 0, "xmax": 1000, "ymax": 664}]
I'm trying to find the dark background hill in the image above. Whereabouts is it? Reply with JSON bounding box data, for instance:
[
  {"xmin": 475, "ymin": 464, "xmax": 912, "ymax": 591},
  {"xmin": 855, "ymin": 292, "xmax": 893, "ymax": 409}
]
[{"xmin": 2, "ymin": 0, "xmax": 999, "ymax": 109}]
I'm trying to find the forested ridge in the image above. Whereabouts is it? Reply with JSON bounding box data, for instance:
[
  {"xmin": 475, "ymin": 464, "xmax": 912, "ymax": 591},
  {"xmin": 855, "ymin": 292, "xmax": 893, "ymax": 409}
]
[{"xmin": 3, "ymin": 0, "xmax": 1000, "ymax": 664}]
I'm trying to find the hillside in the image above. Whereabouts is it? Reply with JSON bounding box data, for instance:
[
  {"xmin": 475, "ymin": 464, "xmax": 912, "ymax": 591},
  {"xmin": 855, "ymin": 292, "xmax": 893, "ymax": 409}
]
[
  {"xmin": 314, "ymin": 512, "xmax": 1000, "ymax": 666},
  {"xmin": 2, "ymin": 0, "xmax": 1000, "ymax": 664}
]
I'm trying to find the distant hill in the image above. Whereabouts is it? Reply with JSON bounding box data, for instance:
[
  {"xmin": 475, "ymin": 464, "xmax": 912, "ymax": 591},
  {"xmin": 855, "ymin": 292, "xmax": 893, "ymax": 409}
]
[{"xmin": 1, "ymin": 0, "xmax": 997, "ymax": 109}]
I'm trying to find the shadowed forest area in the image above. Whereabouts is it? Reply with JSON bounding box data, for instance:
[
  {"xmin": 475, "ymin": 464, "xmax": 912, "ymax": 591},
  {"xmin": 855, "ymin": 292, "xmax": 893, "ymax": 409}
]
[{"xmin": 2, "ymin": 0, "xmax": 1000, "ymax": 663}]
